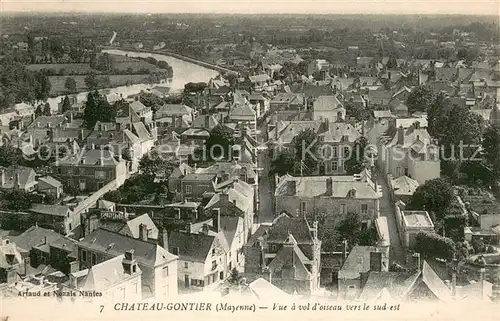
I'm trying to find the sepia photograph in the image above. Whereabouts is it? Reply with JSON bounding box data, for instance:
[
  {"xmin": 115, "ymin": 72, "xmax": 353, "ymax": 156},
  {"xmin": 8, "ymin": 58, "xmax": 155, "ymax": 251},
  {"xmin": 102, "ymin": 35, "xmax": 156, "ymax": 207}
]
[{"xmin": 0, "ymin": 1, "xmax": 498, "ymax": 320}]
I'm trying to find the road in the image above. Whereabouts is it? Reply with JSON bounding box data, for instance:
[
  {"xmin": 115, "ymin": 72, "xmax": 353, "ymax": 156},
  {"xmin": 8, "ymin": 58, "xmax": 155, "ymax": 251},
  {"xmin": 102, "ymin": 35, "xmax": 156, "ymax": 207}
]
[
  {"xmin": 256, "ymin": 118, "xmax": 275, "ymax": 223},
  {"xmin": 375, "ymin": 170, "xmax": 407, "ymax": 266}
]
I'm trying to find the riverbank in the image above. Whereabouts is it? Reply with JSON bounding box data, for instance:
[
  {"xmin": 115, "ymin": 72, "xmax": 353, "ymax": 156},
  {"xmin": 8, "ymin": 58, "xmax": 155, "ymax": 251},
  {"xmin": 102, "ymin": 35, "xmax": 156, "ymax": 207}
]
[{"xmin": 100, "ymin": 46, "xmax": 239, "ymax": 76}]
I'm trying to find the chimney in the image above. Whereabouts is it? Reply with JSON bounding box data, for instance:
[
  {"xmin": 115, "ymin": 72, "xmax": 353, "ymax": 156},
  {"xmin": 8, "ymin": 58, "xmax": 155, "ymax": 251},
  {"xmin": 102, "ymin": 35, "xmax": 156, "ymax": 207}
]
[
  {"xmin": 122, "ymin": 249, "xmax": 137, "ymax": 275},
  {"xmin": 159, "ymin": 228, "xmax": 169, "ymax": 250},
  {"xmin": 79, "ymin": 129, "xmax": 84, "ymax": 140},
  {"xmin": 414, "ymin": 121, "xmax": 420, "ymax": 129},
  {"xmin": 323, "ymin": 118, "xmax": 330, "ymax": 132},
  {"xmin": 288, "ymin": 180, "xmax": 297, "ymax": 195},
  {"xmin": 204, "ymin": 115, "xmax": 210, "ymax": 129},
  {"xmin": 91, "ymin": 143, "xmax": 96, "ymax": 150},
  {"xmin": 326, "ymin": 177, "xmax": 333, "ymax": 196},
  {"xmin": 0, "ymin": 170, "xmax": 4, "ymax": 187},
  {"xmin": 369, "ymin": 251, "xmax": 383, "ymax": 272},
  {"xmin": 397, "ymin": 125, "xmax": 404, "ymax": 145},
  {"xmin": 14, "ymin": 172, "xmax": 20, "ymax": 190},
  {"xmin": 220, "ymin": 193, "xmax": 229, "ymax": 203},
  {"xmin": 6, "ymin": 266, "xmax": 17, "ymax": 285},
  {"xmin": 138, "ymin": 223, "xmax": 148, "ymax": 241},
  {"xmin": 24, "ymin": 256, "xmax": 31, "ymax": 276},
  {"xmin": 312, "ymin": 221, "xmax": 318, "ymax": 240},
  {"xmin": 186, "ymin": 223, "xmax": 192, "ymax": 234},
  {"xmin": 213, "ymin": 208, "xmax": 221, "ymax": 233},
  {"xmin": 202, "ymin": 223, "xmax": 209, "ymax": 235},
  {"xmin": 69, "ymin": 260, "xmax": 79, "ymax": 274}
]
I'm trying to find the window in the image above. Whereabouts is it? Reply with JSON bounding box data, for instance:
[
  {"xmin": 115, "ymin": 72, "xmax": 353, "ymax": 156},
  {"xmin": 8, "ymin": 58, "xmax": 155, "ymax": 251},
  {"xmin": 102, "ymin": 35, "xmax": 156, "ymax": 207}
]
[
  {"xmin": 119, "ymin": 287, "xmax": 125, "ymax": 299},
  {"xmin": 332, "ymin": 147, "xmax": 337, "ymax": 157},
  {"xmin": 300, "ymin": 201, "xmax": 307, "ymax": 214},
  {"xmin": 79, "ymin": 168, "xmax": 85, "ymax": 176},
  {"xmin": 340, "ymin": 204, "xmax": 346, "ymax": 214},
  {"xmin": 132, "ymin": 282, "xmax": 138, "ymax": 294},
  {"xmin": 212, "ymin": 248, "xmax": 216, "ymax": 256},
  {"xmin": 132, "ymin": 265, "xmax": 137, "ymax": 273},
  {"xmin": 211, "ymin": 260, "xmax": 217, "ymax": 271},
  {"xmin": 404, "ymin": 168, "xmax": 409, "ymax": 176},
  {"xmin": 184, "ymin": 262, "xmax": 189, "ymax": 269},
  {"xmin": 326, "ymin": 161, "xmax": 332, "ymax": 173},
  {"xmin": 348, "ymin": 285, "xmax": 356, "ymax": 289},
  {"xmin": 91, "ymin": 253, "xmax": 97, "ymax": 265},
  {"xmin": 361, "ymin": 221, "xmax": 368, "ymax": 231},
  {"xmin": 163, "ymin": 266, "xmax": 169, "ymax": 277},
  {"xmin": 361, "ymin": 204, "xmax": 368, "ymax": 214},
  {"xmin": 81, "ymin": 250, "xmax": 87, "ymax": 262},
  {"xmin": 95, "ymin": 171, "xmax": 106, "ymax": 179},
  {"xmin": 175, "ymin": 208, "xmax": 181, "ymax": 219},
  {"xmin": 332, "ymin": 160, "xmax": 338, "ymax": 171},
  {"xmin": 185, "ymin": 185, "xmax": 192, "ymax": 194},
  {"xmin": 343, "ymin": 146, "xmax": 350, "ymax": 158}
]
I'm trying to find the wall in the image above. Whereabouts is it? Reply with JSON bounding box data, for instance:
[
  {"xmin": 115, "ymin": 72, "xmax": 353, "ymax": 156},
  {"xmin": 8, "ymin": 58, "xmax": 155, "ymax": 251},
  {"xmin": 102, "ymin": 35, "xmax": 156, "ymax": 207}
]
[
  {"xmin": 408, "ymin": 158, "xmax": 440, "ymax": 185},
  {"xmin": 103, "ymin": 273, "xmax": 142, "ymax": 301},
  {"xmin": 176, "ymin": 259, "xmax": 205, "ymax": 290},
  {"xmin": 275, "ymin": 196, "xmax": 379, "ymax": 225},
  {"xmin": 480, "ymin": 214, "xmax": 500, "ymax": 230},
  {"xmin": 154, "ymin": 260, "xmax": 178, "ymax": 297}
]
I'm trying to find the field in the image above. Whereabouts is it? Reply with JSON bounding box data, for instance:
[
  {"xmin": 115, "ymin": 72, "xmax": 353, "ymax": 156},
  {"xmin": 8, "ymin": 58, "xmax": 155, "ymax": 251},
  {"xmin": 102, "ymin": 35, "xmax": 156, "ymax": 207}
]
[
  {"xmin": 48, "ymin": 74, "xmax": 151, "ymax": 96},
  {"xmin": 26, "ymin": 63, "xmax": 99, "ymax": 75},
  {"xmin": 97, "ymin": 53, "xmax": 163, "ymax": 73}
]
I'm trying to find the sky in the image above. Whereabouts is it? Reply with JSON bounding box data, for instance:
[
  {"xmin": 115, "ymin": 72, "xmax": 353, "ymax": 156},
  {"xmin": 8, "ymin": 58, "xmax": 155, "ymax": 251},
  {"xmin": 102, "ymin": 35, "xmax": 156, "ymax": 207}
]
[{"xmin": 1, "ymin": 0, "xmax": 498, "ymax": 15}]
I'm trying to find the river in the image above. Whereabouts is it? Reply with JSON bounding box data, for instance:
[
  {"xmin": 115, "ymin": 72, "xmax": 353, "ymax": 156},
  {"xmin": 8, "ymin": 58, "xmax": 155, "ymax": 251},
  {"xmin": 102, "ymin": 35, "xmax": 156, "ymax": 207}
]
[
  {"xmin": 102, "ymin": 49, "xmax": 220, "ymax": 91},
  {"xmin": 38, "ymin": 49, "xmax": 220, "ymax": 113}
]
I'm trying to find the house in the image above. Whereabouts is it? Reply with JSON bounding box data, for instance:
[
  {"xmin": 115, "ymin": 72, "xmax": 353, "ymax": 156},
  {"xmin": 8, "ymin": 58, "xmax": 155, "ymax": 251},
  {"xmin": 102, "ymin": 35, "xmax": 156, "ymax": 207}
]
[
  {"xmin": 179, "ymin": 115, "xmax": 218, "ymax": 145},
  {"xmin": 0, "ymin": 239, "xmax": 24, "ymax": 284},
  {"xmin": 311, "ymin": 95, "xmax": 346, "ymax": 122},
  {"xmin": 119, "ymin": 213, "xmax": 159, "ymax": 241},
  {"xmin": 164, "ymin": 201, "xmax": 205, "ymax": 223},
  {"xmin": 357, "ymin": 262, "xmax": 453, "ymax": 303},
  {"xmin": 338, "ymin": 245, "xmax": 390, "ymax": 300},
  {"xmin": 77, "ymin": 228, "xmax": 178, "ymax": 298},
  {"xmin": 389, "ymin": 175, "xmax": 420, "ymax": 203},
  {"xmin": 28, "ymin": 204, "xmax": 77, "ymax": 236},
  {"xmin": 394, "ymin": 202, "xmax": 435, "ymax": 250},
  {"xmin": 378, "ymin": 123, "xmax": 440, "ymax": 185},
  {"xmin": 243, "ymin": 213, "xmax": 321, "ymax": 295},
  {"xmin": 316, "ymin": 120, "xmax": 361, "ymax": 175},
  {"xmin": 274, "ymin": 172, "xmax": 382, "ymax": 228},
  {"xmin": 270, "ymin": 93, "xmax": 305, "ymax": 112},
  {"xmin": 168, "ymin": 224, "xmax": 231, "ymax": 292},
  {"xmin": 155, "ymin": 104, "xmax": 193, "ymax": 124},
  {"xmin": 70, "ymin": 252, "xmax": 142, "ymax": 301},
  {"xmin": 367, "ymin": 90, "xmax": 393, "ymax": 107},
  {"xmin": 249, "ymin": 74, "xmax": 271, "ymax": 91},
  {"xmin": 37, "ymin": 176, "xmax": 63, "ymax": 199},
  {"xmin": 195, "ymin": 161, "xmax": 257, "ymax": 185},
  {"xmin": 205, "ymin": 181, "xmax": 255, "ymax": 243},
  {"xmin": 228, "ymin": 102, "xmax": 256, "ymax": 126},
  {"xmin": 7, "ymin": 226, "xmax": 78, "ymax": 274},
  {"xmin": 52, "ymin": 149, "xmax": 128, "ymax": 192},
  {"xmin": 180, "ymin": 173, "xmax": 217, "ymax": 202},
  {"xmin": 0, "ymin": 165, "xmax": 37, "ymax": 192}
]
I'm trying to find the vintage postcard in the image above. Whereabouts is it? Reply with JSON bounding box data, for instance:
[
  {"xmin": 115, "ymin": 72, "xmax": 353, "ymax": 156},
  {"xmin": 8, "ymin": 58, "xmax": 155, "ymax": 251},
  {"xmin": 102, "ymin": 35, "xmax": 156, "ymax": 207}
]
[{"xmin": 0, "ymin": 0, "xmax": 498, "ymax": 320}]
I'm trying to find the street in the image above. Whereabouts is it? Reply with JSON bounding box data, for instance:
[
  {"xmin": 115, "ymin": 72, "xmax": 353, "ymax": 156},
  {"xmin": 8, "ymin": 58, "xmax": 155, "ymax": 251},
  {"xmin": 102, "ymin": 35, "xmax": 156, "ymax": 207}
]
[
  {"xmin": 375, "ymin": 171, "xmax": 407, "ymax": 266},
  {"xmin": 256, "ymin": 118, "xmax": 275, "ymax": 223}
]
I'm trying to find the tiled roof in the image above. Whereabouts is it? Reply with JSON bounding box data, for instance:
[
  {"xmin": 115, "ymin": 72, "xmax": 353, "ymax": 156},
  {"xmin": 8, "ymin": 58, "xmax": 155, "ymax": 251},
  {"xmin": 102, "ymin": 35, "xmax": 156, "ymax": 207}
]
[
  {"xmin": 0, "ymin": 242, "xmax": 23, "ymax": 269},
  {"xmin": 266, "ymin": 214, "xmax": 314, "ymax": 245},
  {"xmin": 319, "ymin": 122, "xmax": 361, "ymax": 143},
  {"xmin": 275, "ymin": 175, "xmax": 380, "ymax": 199},
  {"xmin": 78, "ymin": 228, "xmax": 177, "ymax": 267},
  {"xmin": 183, "ymin": 173, "xmax": 216, "ymax": 181},
  {"xmin": 121, "ymin": 214, "xmax": 159, "ymax": 240},
  {"xmin": 80, "ymin": 255, "xmax": 141, "ymax": 291},
  {"xmin": 8, "ymin": 226, "xmax": 70, "ymax": 253},
  {"xmin": 168, "ymin": 231, "xmax": 215, "ymax": 263},
  {"xmin": 29, "ymin": 204, "xmax": 70, "ymax": 217},
  {"xmin": 229, "ymin": 103, "xmax": 256, "ymax": 120},
  {"xmin": 339, "ymin": 245, "xmax": 385, "ymax": 279},
  {"xmin": 392, "ymin": 176, "xmax": 419, "ymax": 196},
  {"xmin": 358, "ymin": 271, "xmax": 418, "ymax": 301},
  {"xmin": 28, "ymin": 115, "xmax": 67, "ymax": 128},
  {"xmin": 38, "ymin": 176, "xmax": 62, "ymax": 188},
  {"xmin": 54, "ymin": 149, "xmax": 120, "ymax": 166},
  {"xmin": 403, "ymin": 211, "xmax": 433, "ymax": 228},
  {"xmin": 249, "ymin": 74, "xmax": 271, "ymax": 83},
  {"xmin": 0, "ymin": 165, "xmax": 36, "ymax": 189},
  {"xmin": 191, "ymin": 115, "xmax": 219, "ymax": 130},
  {"xmin": 132, "ymin": 122, "xmax": 152, "ymax": 141},
  {"xmin": 312, "ymin": 95, "xmax": 343, "ymax": 112},
  {"xmin": 268, "ymin": 234, "xmax": 312, "ymax": 281},
  {"xmin": 246, "ymin": 278, "xmax": 289, "ymax": 299},
  {"xmin": 420, "ymin": 261, "xmax": 453, "ymax": 303},
  {"xmin": 156, "ymin": 104, "xmax": 193, "ymax": 117}
]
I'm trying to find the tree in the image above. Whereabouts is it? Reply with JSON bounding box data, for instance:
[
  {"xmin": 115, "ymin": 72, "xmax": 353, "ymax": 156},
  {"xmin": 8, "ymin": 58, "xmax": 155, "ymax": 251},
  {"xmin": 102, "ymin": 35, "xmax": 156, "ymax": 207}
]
[
  {"xmin": 345, "ymin": 101, "xmax": 370, "ymax": 122},
  {"xmin": 89, "ymin": 53, "xmax": 98, "ymax": 69},
  {"xmin": 271, "ymin": 148, "xmax": 295, "ymax": 176},
  {"xmin": 42, "ymin": 102, "xmax": 51, "ymax": 116},
  {"xmin": 291, "ymin": 128, "xmax": 318, "ymax": 176},
  {"xmin": 0, "ymin": 146, "xmax": 24, "ymax": 167},
  {"xmin": 204, "ymin": 125, "xmax": 234, "ymax": 161},
  {"xmin": 139, "ymin": 150, "xmax": 176, "ymax": 180},
  {"xmin": 414, "ymin": 231, "xmax": 456, "ymax": 261},
  {"xmin": 84, "ymin": 73, "xmax": 99, "ymax": 90},
  {"xmin": 482, "ymin": 124, "xmax": 500, "ymax": 176},
  {"xmin": 83, "ymin": 91, "xmax": 99, "ymax": 129},
  {"xmin": 64, "ymin": 77, "xmax": 77, "ymax": 94},
  {"xmin": 343, "ymin": 136, "xmax": 369, "ymax": 175},
  {"xmin": 3, "ymin": 190, "xmax": 36, "ymax": 211},
  {"xmin": 406, "ymin": 85, "xmax": 436, "ymax": 114},
  {"xmin": 35, "ymin": 72, "xmax": 51, "ymax": 102},
  {"xmin": 335, "ymin": 212, "xmax": 362, "ymax": 246},
  {"xmin": 228, "ymin": 268, "xmax": 242, "ymax": 285},
  {"xmin": 62, "ymin": 95, "xmax": 71, "ymax": 113},
  {"xmin": 407, "ymin": 178, "xmax": 454, "ymax": 222},
  {"xmin": 34, "ymin": 104, "xmax": 43, "ymax": 117}
]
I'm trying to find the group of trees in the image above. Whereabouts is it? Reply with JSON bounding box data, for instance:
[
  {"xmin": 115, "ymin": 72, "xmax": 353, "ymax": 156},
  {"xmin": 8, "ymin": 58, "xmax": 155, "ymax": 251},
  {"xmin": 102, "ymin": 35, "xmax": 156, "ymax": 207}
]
[
  {"xmin": 271, "ymin": 129, "xmax": 318, "ymax": 176},
  {"xmin": 82, "ymin": 91, "xmax": 116, "ymax": 129},
  {"xmin": 414, "ymin": 231, "xmax": 456, "ymax": 261},
  {"xmin": 84, "ymin": 73, "xmax": 111, "ymax": 91},
  {"xmin": 34, "ymin": 102, "xmax": 52, "ymax": 117},
  {"xmin": 0, "ymin": 58, "xmax": 52, "ymax": 107}
]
